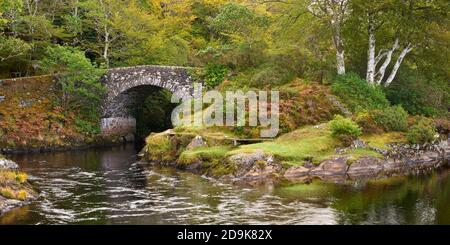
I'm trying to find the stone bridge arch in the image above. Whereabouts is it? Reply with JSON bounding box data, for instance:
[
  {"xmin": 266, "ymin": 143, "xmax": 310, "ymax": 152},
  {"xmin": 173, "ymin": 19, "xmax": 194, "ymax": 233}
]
[{"xmin": 100, "ymin": 65, "xmax": 195, "ymax": 138}]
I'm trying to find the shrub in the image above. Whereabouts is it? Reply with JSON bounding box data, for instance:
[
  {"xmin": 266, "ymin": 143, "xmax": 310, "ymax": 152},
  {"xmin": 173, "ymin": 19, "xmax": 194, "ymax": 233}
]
[
  {"xmin": 75, "ymin": 117, "xmax": 100, "ymax": 136},
  {"xmin": 203, "ymin": 63, "xmax": 230, "ymax": 89},
  {"xmin": 354, "ymin": 111, "xmax": 383, "ymax": 134},
  {"xmin": 331, "ymin": 73, "xmax": 390, "ymax": 112},
  {"xmin": 330, "ymin": 115, "xmax": 362, "ymax": 146},
  {"xmin": 407, "ymin": 118, "xmax": 437, "ymax": 144},
  {"xmin": 372, "ymin": 106, "xmax": 408, "ymax": 132}
]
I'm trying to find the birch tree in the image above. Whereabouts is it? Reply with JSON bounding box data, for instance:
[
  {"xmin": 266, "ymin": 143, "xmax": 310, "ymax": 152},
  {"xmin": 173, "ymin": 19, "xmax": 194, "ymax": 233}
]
[
  {"xmin": 80, "ymin": 0, "xmax": 120, "ymax": 68},
  {"xmin": 354, "ymin": 0, "xmax": 442, "ymax": 87},
  {"xmin": 309, "ymin": 0, "xmax": 349, "ymax": 75},
  {"xmin": 364, "ymin": 4, "xmax": 414, "ymax": 86}
]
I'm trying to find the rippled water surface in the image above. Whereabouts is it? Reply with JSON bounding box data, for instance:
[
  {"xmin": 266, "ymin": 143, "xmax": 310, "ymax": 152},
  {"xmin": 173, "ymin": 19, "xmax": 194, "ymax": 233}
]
[{"xmin": 2, "ymin": 144, "xmax": 450, "ymax": 224}]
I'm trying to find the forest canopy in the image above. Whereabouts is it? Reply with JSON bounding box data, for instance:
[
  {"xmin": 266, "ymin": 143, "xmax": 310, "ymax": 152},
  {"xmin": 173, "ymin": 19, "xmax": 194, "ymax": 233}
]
[{"xmin": 0, "ymin": 0, "xmax": 449, "ymax": 117}]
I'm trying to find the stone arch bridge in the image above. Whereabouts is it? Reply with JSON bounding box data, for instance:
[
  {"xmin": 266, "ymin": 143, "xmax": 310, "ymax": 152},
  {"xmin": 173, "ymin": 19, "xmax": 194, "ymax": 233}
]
[{"xmin": 100, "ymin": 65, "xmax": 196, "ymax": 138}]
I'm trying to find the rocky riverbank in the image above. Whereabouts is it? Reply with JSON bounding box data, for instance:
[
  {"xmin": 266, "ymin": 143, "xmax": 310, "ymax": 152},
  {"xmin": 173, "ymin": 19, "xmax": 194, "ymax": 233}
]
[
  {"xmin": 0, "ymin": 156, "xmax": 37, "ymax": 216},
  {"xmin": 140, "ymin": 126, "xmax": 450, "ymax": 186}
]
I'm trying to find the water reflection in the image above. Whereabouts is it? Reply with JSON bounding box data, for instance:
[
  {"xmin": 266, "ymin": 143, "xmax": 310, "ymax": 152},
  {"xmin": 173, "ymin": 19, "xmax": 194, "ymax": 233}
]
[{"xmin": 2, "ymin": 145, "xmax": 449, "ymax": 224}]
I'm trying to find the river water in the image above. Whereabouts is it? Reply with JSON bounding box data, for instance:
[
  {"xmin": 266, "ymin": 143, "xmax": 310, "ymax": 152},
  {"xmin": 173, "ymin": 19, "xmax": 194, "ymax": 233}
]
[{"xmin": 2, "ymin": 144, "xmax": 450, "ymax": 225}]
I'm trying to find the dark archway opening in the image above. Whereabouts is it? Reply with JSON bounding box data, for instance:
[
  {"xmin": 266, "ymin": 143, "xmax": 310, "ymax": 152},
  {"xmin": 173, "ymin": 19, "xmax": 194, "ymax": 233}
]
[
  {"xmin": 131, "ymin": 88, "xmax": 176, "ymax": 148},
  {"xmin": 102, "ymin": 84, "xmax": 180, "ymax": 150}
]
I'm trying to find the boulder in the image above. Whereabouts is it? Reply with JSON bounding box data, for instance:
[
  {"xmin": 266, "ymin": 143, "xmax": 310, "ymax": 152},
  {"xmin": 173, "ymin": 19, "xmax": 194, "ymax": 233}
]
[
  {"xmin": 186, "ymin": 135, "xmax": 206, "ymax": 150},
  {"xmin": 284, "ymin": 166, "xmax": 310, "ymax": 178},
  {"xmin": 284, "ymin": 166, "xmax": 311, "ymax": 182},
  {"xmin": 310, "ymin": 157, "xmax": 348, "ymax": 177},
  {"xmin": 347, "ymin": 157, "xmax": 384, "ymax": 179},
  {"xmin": 228, "ymin": 150, "xmax": 266, "ymax": 176},
  {"xmin": 0, "ymin": 158, "xmax": 19, "ymax": 169},
  {"xmin": 351, "ymin": 139, "xmax": 366, "ymax": 149},
  {"xmin": 383, "ymin": 159, "xmax": 408, "ymax": 175},
  {"xmin": 239, "ymin": 161, "xmax": 283, "ymax": 184}
]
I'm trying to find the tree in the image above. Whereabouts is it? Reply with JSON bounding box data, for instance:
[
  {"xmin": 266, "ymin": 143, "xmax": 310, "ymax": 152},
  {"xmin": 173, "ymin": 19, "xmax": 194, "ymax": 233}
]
[
  {"xmin": 0, "ymin": 0, "xmax": 30, "ymax": 62},
  {"xmin": 308, "ymin": 0, "xmax": 349, "ymax": 75},
  {"xmin": 205, "ymin": 2, "xmax": 270, "ymax": 68},
  {"xmin": 79, "ymin": 0, "xmax": 121, "ymax": 68},
  {"xmin": 40, "ymin": 45, "xmax": 106, "ymax": 117},
  {"xmin": 351, "ymin": 0, "xmax": 447, "ymax": 86}
]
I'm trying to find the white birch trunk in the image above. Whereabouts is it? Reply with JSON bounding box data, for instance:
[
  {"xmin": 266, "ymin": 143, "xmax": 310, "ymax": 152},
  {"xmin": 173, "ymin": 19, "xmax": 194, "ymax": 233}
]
[
  {"xmin": 103, "ymin": 26, "xmax": 109, "ymax": 68},
  {"xmin": 375, "ymin": 39, "xmax": 399, "ymax": 85},
  {"xmin": 331, "ymin": 18, "xmax": 346, "ymax": 75},
  {"xmin": 366, "ymin": 13, "xmax": 376, "ymax": 84},
  {"xmin": 384, "ymin": 43, "xmax": 413, "ymax": 86},
  {"xmin": 336, "ymin": 48, "xmax": 346, "ymax": 75}
]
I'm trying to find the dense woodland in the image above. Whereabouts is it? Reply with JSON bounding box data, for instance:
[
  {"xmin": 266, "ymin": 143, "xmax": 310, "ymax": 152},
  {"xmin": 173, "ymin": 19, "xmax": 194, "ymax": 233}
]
[{"xmin": 0, "ymin": 0, "xmax": 449, "ymax": 147}]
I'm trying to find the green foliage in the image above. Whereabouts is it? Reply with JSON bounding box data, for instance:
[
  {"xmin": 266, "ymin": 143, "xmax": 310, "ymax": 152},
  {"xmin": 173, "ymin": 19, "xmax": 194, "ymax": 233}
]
[
  {"xmin": 40, "ymin": 45, "xmax": 106, "ymax": 117},
  {"xmin": 372, "ymin": 106, "xmax": 409, "ymax": 132},
  {"xmin": 330, "ymin": 115, "xmax": 362, "ymax": 145},
  {"xmin": 331, "ymin": 73, "xmax": 390, "ymax": 112},
  {"xmin": 203, "ymin": 63, "xmax": 229, "ymax": 89},
  {"xmin": 75, "ymin": 117, "xmax": 100, "ymax": 136},
  {"xmin": 354, "ymin": 111, "xmax": 383, "ymax": 134},
  {"xmin": 0, "ymin": 35, "xmax": 31, "ymax": 62},
  {"xmin": 385, "ymin": 69, "xmax": 450, "ymax": 117},
  {"xmin": 201, "ymin": 2, "xmax": 269, "ymax": 68},
  {"xmin": 407, "ymin": 118, "xmax": 437, "ymax": 144}
]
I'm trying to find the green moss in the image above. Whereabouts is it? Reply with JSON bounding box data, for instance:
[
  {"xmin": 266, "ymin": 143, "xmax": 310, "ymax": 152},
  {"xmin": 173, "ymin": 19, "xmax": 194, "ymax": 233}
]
[
  {"xmin": 178, "ymin": 146, "xmax": 233, "ymax": 165},
  {"xmin": 143, "ymin": 133, "xmax": 176, "ymax": 161},
  {"xmin": 345, "ymin": 148, "xmax": 384, "ymax": 163},
  {"xmin": 230, "ymin": 124, "xmax": 338, "ymax": 165}
]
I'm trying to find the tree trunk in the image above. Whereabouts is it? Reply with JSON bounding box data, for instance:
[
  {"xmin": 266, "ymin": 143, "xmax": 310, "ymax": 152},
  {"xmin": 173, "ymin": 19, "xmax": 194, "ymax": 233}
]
[
  {"xmin": 331, "ymin": 18, "xmax": 346, "ymax": 75},
  {"xmin": 366, "ymin": 13, "xmax": 376, "ymax": 84},
  {"xmin": 103, "ymin": 26, "xmax": 109, "ymax": 68},
  {"xmin": 384, "ymin": 43, "xmax": 413, "ymax": 86},
  {"xmin": 375, "ymin": 39, "xmax": 399, "ymax": 85},
  {"xmin": 336, "ymin": 49, "xmax": 346, "ymax": 75}
]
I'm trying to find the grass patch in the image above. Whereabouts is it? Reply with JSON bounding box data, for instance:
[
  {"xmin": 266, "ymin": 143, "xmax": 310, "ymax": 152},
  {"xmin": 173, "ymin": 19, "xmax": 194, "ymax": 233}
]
[
  {"xmin": 230, "ymin": 124, "xmax": 339, "ymax": 165},
  {"xmin": 361, "ymin": 132, "xmax": 406, "ymax": 150}
]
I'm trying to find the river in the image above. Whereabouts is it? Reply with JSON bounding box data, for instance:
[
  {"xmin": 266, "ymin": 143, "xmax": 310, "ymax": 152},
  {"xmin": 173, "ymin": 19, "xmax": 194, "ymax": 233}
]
[{"xmin": 1, "ymin": 144, "xmax": 450, "ymax": 225}]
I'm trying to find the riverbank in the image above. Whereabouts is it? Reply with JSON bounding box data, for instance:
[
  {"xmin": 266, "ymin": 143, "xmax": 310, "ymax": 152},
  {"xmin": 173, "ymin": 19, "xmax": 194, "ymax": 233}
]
[
  {"xmin": 1, "ymin": 136, "xmax": 130, "ymax": 154},
  {"xmin": 0, "ymin": 155, "xmax": 37, "ymax": 216},
  {"xmin": 140, "ymin": 124, "xmax": 450, "ymax": 186}
]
